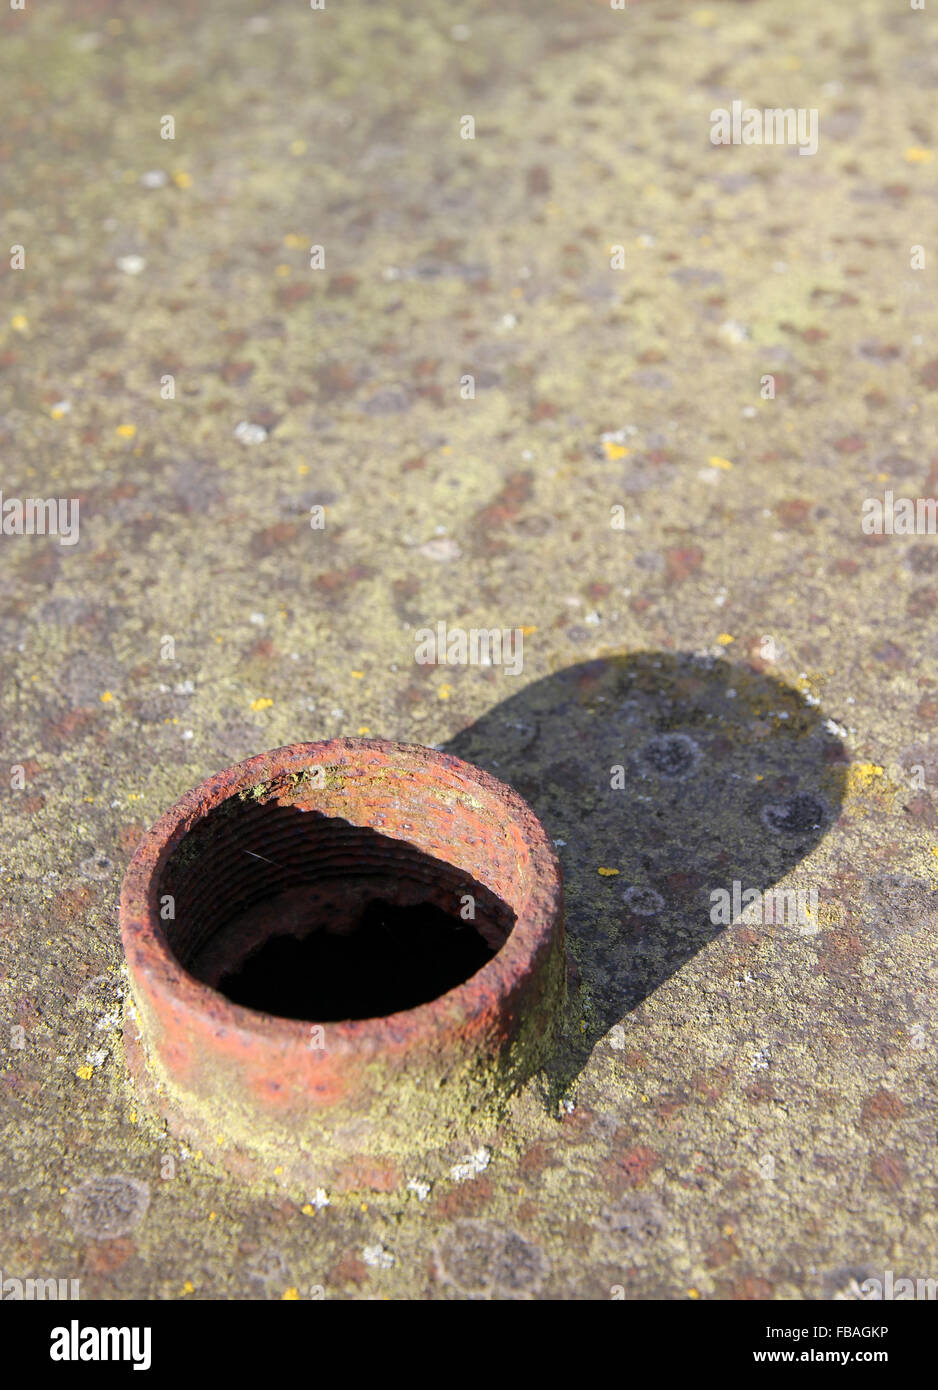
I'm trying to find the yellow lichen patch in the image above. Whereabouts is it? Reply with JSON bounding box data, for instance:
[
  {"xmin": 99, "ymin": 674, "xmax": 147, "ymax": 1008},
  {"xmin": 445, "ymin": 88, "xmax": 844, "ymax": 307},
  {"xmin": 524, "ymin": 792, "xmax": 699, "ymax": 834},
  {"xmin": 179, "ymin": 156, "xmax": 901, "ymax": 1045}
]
[
  {"xmin": 716, "ymin": 633, "xmax": 734, "ymax": 646},
  {"xmin": 289, "ymin": 139, "xmax": 306, "ymax": 156},
  {"xmin": 357, "ymin": 726, "xmax": 371, "ymax": 735},
  {"xmin": 301, "ymin": 1203, "xmax": 315, "ymax": 1216},
  {"xmin": 904, "ymin": 147, "xmax": 934, "ymax": 164},
  {"xmin": 845, "ymin": 762, "xmax": 897, "ymax": 814},
  {"xmin": 688, "ymin": 1287, "xmax": 701, "ymax": 1299},
  {"xmin": 520, "ymin": 625, "xmax": 538, "ymax": 636},
  {"xmin": 100, "ymin": 691, "xmax": 114, "ymax": 703},
  {"xmin": 75, "ymin": 1065, "xmax": 94, "ymax": 1081},
  {"xmin": 602, "ymin": 441, "xmax": 629, "ymax": 460},
  {"xmin": 181, "ymin": 1280, "xmax": 195, "ymax": 1294},
  {"xmin": 282, "ymin": 1287, "xmax": 300, "ymax": 1300},
  {"xmin": 172, "ymin": 170, "xmax": 193, "ymax": 188},
  {"xmin": 350, "ymin": 670, "xmax": 364, "ymax": 679},
  {"xmin": 10, "ymin": 313, "xmax": 29, "ymax": 332},
  {"xmin": 597, "ymin": 866, "xmax": 619, "ymax": 877},
  {"xmin": 250, "ymin": 697, "xmax": 274, "ymax": 712},
  {"xmin": 275, "ymin": 264, "xmax": 291, "ymax": 278},
  {"xmin": 795, "ymin": 673, "xmax": 823, "ymax": 697},
  {"xmin": 283, "ymin": 234, "xmax": 306, "ymax": 249},
  {"xmin": 115, "ymin": 423, "xmax": 137, "ymax": 439},
  {"xmin": 846, "ymin": 762, "xmax": 885, "ymax": 795},
  {"xmin": 708, "ymin": 455, "xmax": 734, "ymax": 470},
  {"xmin": 437, "ymin": 684, "xmax": 452, "ymax": 700}
]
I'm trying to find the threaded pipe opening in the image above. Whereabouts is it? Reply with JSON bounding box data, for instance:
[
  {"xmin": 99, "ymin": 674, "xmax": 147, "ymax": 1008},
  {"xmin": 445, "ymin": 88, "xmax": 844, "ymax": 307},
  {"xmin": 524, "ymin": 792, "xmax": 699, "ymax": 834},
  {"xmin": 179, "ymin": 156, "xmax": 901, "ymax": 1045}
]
[{"xmin": 158, "ymin": 784, "xmax": 518, "ymax": 1022}]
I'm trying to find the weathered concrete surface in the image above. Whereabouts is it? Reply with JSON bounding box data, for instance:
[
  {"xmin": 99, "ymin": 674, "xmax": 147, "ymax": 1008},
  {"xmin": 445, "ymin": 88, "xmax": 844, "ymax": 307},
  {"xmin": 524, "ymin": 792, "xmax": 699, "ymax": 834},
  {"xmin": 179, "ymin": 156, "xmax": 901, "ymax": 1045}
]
[{"xmin": 1, "ymin": 0, "xmax": 936, "ymax": 1299}]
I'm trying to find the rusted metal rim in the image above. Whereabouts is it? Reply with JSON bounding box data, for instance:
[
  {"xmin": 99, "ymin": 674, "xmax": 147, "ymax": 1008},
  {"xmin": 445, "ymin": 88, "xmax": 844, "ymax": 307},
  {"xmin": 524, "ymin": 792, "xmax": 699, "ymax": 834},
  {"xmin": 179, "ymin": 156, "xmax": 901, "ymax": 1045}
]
[{"xmin": 119, "ymin": 738, "xmax": 564, "ymax": 1190}]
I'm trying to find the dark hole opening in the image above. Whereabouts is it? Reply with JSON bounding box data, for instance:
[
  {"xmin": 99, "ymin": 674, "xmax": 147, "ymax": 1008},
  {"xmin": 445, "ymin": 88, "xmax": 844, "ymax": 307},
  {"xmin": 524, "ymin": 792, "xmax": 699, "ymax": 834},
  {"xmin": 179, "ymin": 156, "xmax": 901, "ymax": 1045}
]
[
  {"xmin": 163, "ymin": 803, "xmax": 517, "ymax": 1024},
  {"xmin": 217, "ymin": 897, "xmax": 496, "ymax": 1021}
]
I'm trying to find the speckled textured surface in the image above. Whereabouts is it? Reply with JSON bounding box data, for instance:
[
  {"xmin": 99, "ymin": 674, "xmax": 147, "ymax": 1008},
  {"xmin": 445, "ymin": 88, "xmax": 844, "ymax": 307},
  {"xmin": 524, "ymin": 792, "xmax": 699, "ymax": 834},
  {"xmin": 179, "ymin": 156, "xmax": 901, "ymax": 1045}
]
[{"xmin": 1, "ymin": 0, "xmax": 937, "ymax": 1300}]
